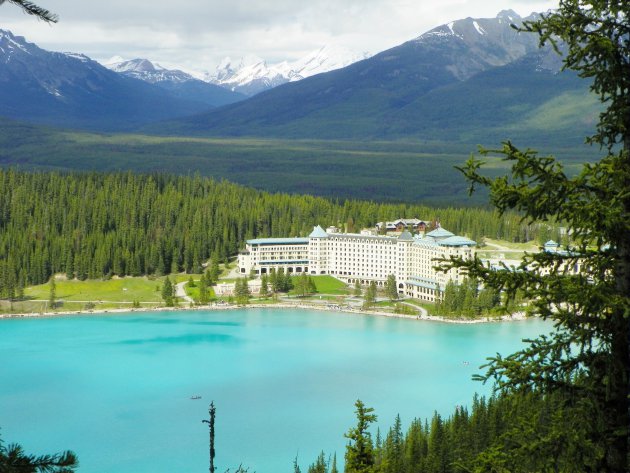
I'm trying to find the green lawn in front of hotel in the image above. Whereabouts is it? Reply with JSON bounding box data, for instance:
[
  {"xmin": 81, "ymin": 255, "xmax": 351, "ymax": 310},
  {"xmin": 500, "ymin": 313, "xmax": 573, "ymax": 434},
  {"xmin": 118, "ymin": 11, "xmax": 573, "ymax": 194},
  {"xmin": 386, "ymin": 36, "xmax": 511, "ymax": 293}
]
[{"xmin": 309, "ymin": 275, "xmax": 349, "ymax": 295}]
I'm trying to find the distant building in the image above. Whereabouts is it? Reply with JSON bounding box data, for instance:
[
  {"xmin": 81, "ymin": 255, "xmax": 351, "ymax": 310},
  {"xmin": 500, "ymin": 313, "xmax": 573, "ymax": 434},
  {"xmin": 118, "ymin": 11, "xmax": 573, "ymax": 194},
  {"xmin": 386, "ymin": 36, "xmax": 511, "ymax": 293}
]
[
  {"xmin": 237, "ymin": 225, "xmax": 476, "ymax": 302},
  {"xmin": 541, "ymin": 240, "xmax": 582, "ymax": 275},
  {"xmin": 375, "ymin": 218, "xmax": 429, "ymax": 233},
  {"xmin": 237, "ymin": 237, "xmax": 310, "ymax": 276}
]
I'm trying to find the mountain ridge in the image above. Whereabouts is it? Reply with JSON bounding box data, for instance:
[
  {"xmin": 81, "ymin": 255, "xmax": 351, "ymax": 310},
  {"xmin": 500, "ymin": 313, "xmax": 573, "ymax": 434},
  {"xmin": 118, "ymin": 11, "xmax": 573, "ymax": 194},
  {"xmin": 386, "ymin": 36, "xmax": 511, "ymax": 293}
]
[
  {"xmin": 0, "ymin": 29, "xmax": 223, "ymax": 131},
  {"xmin": 146, "ymin": 10, "xmax": 596, "ymax": 146}
]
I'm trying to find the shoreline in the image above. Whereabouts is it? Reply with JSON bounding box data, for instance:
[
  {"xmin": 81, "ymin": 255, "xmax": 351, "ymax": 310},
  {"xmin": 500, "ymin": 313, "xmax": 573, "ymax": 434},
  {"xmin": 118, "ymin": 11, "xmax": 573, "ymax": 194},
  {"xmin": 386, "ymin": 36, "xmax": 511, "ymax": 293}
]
[{"xmin": 0, "ymin": 300, "xmax": 529, "ymax": 324}]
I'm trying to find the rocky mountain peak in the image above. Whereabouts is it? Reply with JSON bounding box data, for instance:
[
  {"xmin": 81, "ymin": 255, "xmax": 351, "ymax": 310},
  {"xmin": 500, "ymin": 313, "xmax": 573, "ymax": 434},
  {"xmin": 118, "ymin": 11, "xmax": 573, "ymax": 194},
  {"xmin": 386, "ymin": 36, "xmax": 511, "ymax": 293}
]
[
  {"xmin": 496, "ymin": 9, "xmax": 521, "ymax": 21},
  {"xmin": 105, "ymin": 58, "xmax": 194, "ymax": 84}
]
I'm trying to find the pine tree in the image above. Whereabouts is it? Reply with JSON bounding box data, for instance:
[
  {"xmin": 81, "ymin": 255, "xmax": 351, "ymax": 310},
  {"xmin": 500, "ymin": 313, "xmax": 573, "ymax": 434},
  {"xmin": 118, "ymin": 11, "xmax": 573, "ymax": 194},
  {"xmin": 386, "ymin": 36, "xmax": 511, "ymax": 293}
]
[
  {"xmin": 385, "ymin": 274, "xmax": 398, "ymax": 301},
  {"xmin": 170, "ymin": 248, "xmax": 180, "ymax": 275},
  {"xmin": 294, "ymin": 273, "xmax": 314, "ymax": 298},
  {"xmin": 353, "ymin": 280, "xmax": 362, "ymax": 297},
  {"xmin": 344, "ymin": 400, "xmax": 377, "ymax": 473},
  {"xmin": 269, "ymin": 269, "xmax": 279, "ymax": 293},
  {"xmin": 234, "ymin": 278, "xmax": 250, "ymax": 305},
  {"xmin": 277, "ymin": 268, "xmax": 287, "ymax": 292},
  {"xmin": 48, "ymin": 276, "xmax": 56, "ymax": 309},
  {"xmin": 16, "ymin": 270, "xmax": 25, "ymax": 301},
  {"xmin": 0, "ymin": 0, "xmax": 59, "ymax": 23},
  {"xmin": 198, "ymin": 275, "xmax": 209, "ymax": 305},
  {"xmin": 161, "ymin": 276, "xmax": 174, "ymax": 307},
  {"xmin": 447, "ymin": 2, "xmax": 630, "ymax": 470},
  {"xmin": 363, "ymin": 281, "xmax": 377, "ymax": 309},
  {"xmin": 260, "ymin": 274, "xmax": 269, "ymax": 298},
  {"xmin": 381, "ymin": 414, "xmax": 404, "ymax": 473},
  {"xmin": 403, "ymin": 419, "xmax": 427, "ymax": 473},
  {"xmin": 65, "ymin": 252, "xmax": 74, "ymax": 280},
  {"xmin": 209, "ymin": 259, "xmax": 220, "ymax": 284},
  {"xmin": 330, "ymin": 453, "xmax": 338, "ymax": 473},
  {"xmin": 0, "ymin": 436, "xmax": 77, "ymax": 472},
  {"xmin": 307, "ymin": 451, "xmax": 327, "ymax": 473}
]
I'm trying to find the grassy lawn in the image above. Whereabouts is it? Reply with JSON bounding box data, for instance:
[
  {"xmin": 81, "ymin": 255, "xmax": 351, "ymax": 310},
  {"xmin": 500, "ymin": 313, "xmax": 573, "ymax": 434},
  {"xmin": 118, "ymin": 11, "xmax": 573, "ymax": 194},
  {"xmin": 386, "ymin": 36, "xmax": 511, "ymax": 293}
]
[
  {"xmin": 407, "ymin": 299, "xmax": 436, "ymax": 311},
  {"xmin": 476, "ymin": 251, "xmax": 531, "ymax": 261},
  {"xmin": 184, "ymin": 281, "xmax": 217, "ymax": 302},
  {"xmin": 373, "ymin": 300, "xmax": 397, "ymax": 308},
  {"xmin": 310, "ymin": 275, "xmax": 349, "ymax": 295},
  {"xmin": 25, "ymin": 277, "xmax": 168, "ymax": 303},
  {"xmin": 477, "ymin": 238, "xmax": 541, "ymax": 261},
  {"xmin": 172, "ymin": 273, "xmax": 204, "ymax": 283},
  {"xmin": 483, "ymin": 238, "xmax": 540, "ymax": 251},
  {"xmin": 286, "ymin": 275, "xmax": 349, "ymax": 296},
  {"xmin": 216, "ymin": 278, "xmax": 240, "ymax": 284}
]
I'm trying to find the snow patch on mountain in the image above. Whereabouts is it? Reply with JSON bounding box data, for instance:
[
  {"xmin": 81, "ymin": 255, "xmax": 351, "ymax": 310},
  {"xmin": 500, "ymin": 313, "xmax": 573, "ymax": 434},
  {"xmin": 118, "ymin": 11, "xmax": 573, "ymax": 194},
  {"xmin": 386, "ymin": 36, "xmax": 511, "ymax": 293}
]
[
  {"xmin": 473, "ymin": 21, "xmax": 486, "ymax": 35},
  {"xmin": 287, "ymin": 45, "xmax": 370, "ymax": 82},
  {"xmin": 63, "ymin": 52, "xmax": 91, "ymax": 63}
]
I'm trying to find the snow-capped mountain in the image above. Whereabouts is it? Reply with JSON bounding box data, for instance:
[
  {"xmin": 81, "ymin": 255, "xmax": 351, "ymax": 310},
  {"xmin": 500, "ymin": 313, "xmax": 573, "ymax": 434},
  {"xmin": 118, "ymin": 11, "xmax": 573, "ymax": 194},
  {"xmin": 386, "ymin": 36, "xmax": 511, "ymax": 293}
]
[
  {"xmin": 107, "ymin": 58, "xmax": 195, "ymax": 84},
  {"xmin": 202, "ymin": 55, "xmax": 289, "ymax": 96},
  {"xmin": 204, "ymin": 45, "xmax": 371, "ymax": 96},
  {"xmin": 105, "ymin": 57, "xmax": 245, "ymax": 106},
  {"xmin": 411, "ymin": 9, "xmax": 544, "ymax": 80},
  {"xmin": 101, "ymin": 45, "xmax": 370, "ymax": 97},
  {"xmin": 0, "ymin": 29, "xmax": 240, "ymax": 130}
]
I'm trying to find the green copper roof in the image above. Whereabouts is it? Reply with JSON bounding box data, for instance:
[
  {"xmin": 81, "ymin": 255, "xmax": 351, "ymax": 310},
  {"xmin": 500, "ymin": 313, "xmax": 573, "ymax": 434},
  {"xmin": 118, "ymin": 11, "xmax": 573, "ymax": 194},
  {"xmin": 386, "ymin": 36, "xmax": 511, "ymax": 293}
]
[
  {"xmin": 309, "ymin": 225, "xmax": 328, "ymax": 238},
  {"xmin": 438, "ymin": 236, "xmax": 477, "ymax": 247},
  {"xmin": 426, "ymin": 228, "xmax": 455, "ymax": 239}
]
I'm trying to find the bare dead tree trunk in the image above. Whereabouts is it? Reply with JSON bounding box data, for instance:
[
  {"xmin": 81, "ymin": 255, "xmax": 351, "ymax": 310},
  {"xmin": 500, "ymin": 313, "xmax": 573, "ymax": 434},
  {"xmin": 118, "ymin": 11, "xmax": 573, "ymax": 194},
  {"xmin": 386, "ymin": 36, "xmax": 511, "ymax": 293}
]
[{"xmin": 202, "ymin": 401, "xmax": 217, "ymax": 473}]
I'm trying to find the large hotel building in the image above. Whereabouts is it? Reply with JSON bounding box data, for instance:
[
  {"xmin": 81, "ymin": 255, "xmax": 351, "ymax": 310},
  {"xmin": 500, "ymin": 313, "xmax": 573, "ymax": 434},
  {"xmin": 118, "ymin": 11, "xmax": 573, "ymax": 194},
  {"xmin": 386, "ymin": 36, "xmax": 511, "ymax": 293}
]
[{"xmin": 238, "ymin": 225, "xmax": 476, "ymax": 302}]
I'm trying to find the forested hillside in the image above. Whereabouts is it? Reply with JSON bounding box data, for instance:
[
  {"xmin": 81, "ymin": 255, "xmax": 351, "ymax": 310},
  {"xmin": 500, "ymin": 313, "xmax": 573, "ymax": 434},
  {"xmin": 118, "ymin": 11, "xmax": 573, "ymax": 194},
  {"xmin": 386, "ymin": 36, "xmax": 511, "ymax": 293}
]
[
  {"xmin": 0, "ymin": 170, "xmax": 557, "ymax": 297},
  {"xmin": 0, "ymin": 116, "xmax": 594, "ymax": 204}
]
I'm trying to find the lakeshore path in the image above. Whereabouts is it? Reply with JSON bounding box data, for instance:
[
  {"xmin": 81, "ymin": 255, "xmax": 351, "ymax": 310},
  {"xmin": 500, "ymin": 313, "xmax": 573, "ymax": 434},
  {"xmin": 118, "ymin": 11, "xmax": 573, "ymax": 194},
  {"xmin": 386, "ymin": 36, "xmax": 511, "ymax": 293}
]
[{"xmin": 175, "ymin": 281, "xmax": 193, "ymax": 304}]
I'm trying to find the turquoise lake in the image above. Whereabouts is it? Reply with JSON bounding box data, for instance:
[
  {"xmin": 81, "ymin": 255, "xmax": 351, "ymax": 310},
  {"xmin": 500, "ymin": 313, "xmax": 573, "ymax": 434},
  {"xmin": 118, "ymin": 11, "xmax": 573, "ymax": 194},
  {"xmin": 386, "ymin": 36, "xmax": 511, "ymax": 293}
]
[{"xmin": 0, "ymin": 309, "xmax": 551, "ymax": 472}]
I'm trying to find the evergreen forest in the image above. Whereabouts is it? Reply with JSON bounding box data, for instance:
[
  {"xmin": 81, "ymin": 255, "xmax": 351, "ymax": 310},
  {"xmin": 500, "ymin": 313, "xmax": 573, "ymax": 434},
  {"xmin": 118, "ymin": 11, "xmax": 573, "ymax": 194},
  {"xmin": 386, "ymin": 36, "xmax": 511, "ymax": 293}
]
[
  {"xmin": 0, "ymin": 169, "xmax": 557, "ymax": 298},
  {"xmin": 303, "ymin": 391, "xmax": 597, "ymax": 473}
]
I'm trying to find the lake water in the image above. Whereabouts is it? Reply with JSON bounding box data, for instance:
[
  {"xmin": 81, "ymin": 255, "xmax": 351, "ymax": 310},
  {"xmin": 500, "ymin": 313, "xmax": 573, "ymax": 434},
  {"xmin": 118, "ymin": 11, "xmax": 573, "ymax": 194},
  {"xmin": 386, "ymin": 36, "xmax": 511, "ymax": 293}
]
[{"xmin": 0, "ymin": 309, "xmax": 550, "ymax": 472}]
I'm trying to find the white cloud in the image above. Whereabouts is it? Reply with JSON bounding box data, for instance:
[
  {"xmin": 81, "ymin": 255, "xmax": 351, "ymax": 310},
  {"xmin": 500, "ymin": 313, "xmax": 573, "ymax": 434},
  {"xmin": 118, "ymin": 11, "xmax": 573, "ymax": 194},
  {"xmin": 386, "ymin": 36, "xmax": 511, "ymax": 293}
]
[{"xmin": 1, "ymin": 0, "xmax": 556, "ymax": 71}]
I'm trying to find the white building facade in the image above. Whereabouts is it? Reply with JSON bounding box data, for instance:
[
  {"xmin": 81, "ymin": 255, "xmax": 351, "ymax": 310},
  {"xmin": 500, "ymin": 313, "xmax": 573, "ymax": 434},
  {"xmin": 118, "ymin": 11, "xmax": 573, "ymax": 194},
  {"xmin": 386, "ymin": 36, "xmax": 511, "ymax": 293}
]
[{"xmin": 238, "ymin": 226, "xmax": 476, "ymax": 302}]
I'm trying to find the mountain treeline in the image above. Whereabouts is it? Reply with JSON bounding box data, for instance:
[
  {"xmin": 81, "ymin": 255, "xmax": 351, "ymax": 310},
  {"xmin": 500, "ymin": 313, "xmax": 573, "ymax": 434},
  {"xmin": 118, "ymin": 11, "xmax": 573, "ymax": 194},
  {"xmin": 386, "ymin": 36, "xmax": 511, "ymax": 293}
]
[{"xmin": 0, "ymin": 170, "xmax": 558, "ymax": 295}]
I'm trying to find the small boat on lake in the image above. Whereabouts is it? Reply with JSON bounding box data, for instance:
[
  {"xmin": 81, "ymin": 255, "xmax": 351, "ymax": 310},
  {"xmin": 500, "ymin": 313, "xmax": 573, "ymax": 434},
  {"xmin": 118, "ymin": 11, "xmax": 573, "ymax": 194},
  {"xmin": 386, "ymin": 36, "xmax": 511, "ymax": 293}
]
[{"xmin": 190, "ymin": 395, "xmax": 202, "ymax": 400}]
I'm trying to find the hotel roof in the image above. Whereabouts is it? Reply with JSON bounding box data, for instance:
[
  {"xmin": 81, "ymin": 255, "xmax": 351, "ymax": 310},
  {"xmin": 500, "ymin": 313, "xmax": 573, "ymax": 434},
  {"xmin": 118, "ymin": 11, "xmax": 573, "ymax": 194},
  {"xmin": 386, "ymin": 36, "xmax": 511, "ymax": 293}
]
[
  {"xmin": 426, "ymin": 228, "xmax": 455, "ymax": 239},
  {"xmin": 438, "ymin": 236, "xmax": 477, "ymax": 247},
  {"xmin": 247, "ymin": 237, "xmax": 309, "ymax": 245},
  {"xmin": 398, "ymin": 231, "xmax": 414, "ymax": 241},
  {"xmin": 406, "ymin": 276, "xmax": 440, "ymax": 290},
  {"xmin": 309, "ymin": 225, "xmax": 328, "ymax": 238}
]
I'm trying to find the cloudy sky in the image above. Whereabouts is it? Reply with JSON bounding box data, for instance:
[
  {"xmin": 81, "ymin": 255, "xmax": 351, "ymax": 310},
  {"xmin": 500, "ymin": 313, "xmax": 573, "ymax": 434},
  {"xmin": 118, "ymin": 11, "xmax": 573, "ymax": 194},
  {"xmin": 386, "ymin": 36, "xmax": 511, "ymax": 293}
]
[{"xmin": 3, "ymin": 0, "xmax": 555, "ymax": 72}]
